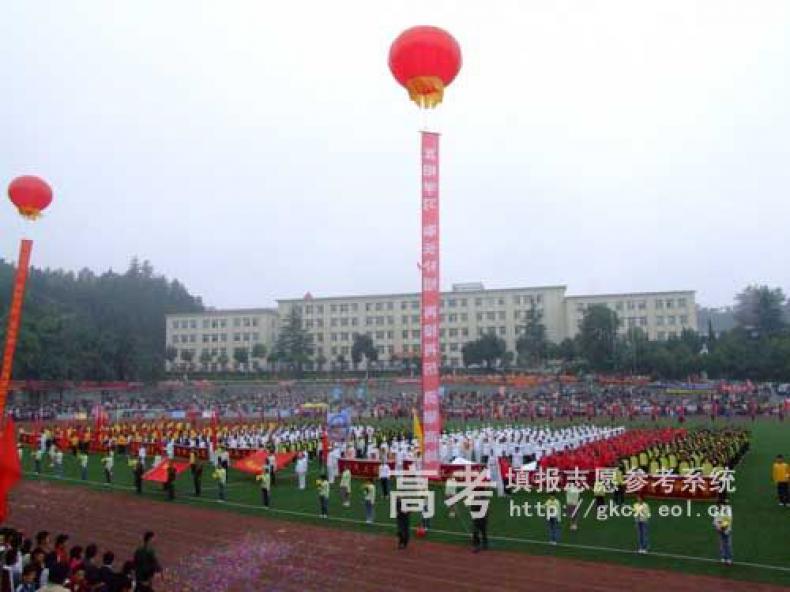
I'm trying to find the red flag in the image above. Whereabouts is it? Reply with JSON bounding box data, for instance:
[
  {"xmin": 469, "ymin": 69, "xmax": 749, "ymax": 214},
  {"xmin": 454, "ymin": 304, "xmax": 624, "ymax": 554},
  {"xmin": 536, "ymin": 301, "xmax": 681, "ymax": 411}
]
[
  {"xmin": 0, "ymin": 418, "xmax": 22, "ymax": 522},
  {"xmin": 321, "ymin": 430, "xmax": 329, "ymax": 465}
]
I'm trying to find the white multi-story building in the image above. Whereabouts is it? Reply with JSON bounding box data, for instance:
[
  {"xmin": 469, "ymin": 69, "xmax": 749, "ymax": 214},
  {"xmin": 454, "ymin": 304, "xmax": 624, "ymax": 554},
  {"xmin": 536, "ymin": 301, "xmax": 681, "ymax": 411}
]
[{"xmin": 166, "ymin": 284, "xmax": 696, "ymax": 371}]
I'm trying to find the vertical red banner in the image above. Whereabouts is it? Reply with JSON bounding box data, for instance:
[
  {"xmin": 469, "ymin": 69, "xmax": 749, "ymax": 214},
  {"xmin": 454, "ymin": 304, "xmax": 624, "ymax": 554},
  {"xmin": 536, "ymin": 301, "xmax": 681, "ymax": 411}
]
[
  {"xmin": 0, "ymin": 239, "xmax": 33, "ymax": 416},
  {"xmin": 420, "ymin": 131, "xmax": 441, "ymax": 475}
]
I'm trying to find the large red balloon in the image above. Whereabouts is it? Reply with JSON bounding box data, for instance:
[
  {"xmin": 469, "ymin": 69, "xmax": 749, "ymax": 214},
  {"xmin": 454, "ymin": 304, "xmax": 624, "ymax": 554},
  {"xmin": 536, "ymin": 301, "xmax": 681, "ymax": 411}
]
[
  {"xmin": 389, "ymin": 26, "xmax": 462, "ymax": 108},
  {"xmin": 7, "ymin": 176, "xmax": 52, "ymax": 219}
]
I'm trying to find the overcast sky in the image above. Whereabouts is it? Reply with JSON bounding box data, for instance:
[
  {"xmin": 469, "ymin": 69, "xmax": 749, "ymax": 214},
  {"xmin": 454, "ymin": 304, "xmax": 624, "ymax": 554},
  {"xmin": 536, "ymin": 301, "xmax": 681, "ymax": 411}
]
[{"xmin": 2, "ymin": 1, "xmax": 788, "ymax": 309}]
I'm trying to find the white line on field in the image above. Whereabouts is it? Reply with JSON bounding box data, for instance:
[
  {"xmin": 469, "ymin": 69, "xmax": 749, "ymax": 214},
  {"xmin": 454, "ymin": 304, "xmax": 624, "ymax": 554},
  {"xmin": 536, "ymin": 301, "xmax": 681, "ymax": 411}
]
[{"xmin": 21, "ymin": 472, "xmax": 790, "ymax": 574}]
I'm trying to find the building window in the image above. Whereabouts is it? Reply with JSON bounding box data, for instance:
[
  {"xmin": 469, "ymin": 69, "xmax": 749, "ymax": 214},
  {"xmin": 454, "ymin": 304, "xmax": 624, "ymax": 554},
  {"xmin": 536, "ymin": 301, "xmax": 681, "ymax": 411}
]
[
  {"xmin": 627, "ymin": 301, "xmax": 635, "ymax": 310},
  {"xmin": 486, "ymin": 312, "xmax": 495, "ymax": 321},
  {"xmin": 411, "ymin": 301, "xmax": 419, "ymax": 309},
  {"xmin": 402, "ymin": 315, "xmax": 409, "ymax": 324},
  {"xmin": 387, "ymin": 302, "xmax": 394, "ymax": 310},
  {"xmin": 402, "ymin": 330, "xmax": 409, "ymax": 338},
  {"xmin": 475, "ymin": 298, "xmax": 482, "ymax": 306},
  {"xmin": 242, "ymin": 333, "xmax": 250, "ymax": 341},
  {"xmin": 499, "ymin": 326, "xmax": 506, "ymax": 335},
  {"xmin": 615, "ymin": 302, "xmax": 623, "ymax": 311},
  {"xmin": 317, "ymin": 305, "xmax": 324, "ymax": 314},
  {"xmin": 655, "ymin": 299, "xmax": 663, "ymax": 309},
  {"xmin": 449, "ymin": 299, "xmax": 457, "ymax": 307},
  {"xmin": 331, "ymin": 333, "xmax": 338, "ymax": 341},
  {"xmin": 401, "ymin": 301, "xmax": 408, "ymax": 310},
  {"xmin": 639, "ymin": 317, "xmax": 647, "ymax": 326},
  {"xmin": 656, "ymin": 316, "xmax": 665, "ymax": 326},
  {"xmin": 375, "ymin": 331, "xmax": 384, "ymax": 339},
  {"xmin": 680, "ymin": 315, "xmax": 688, "ymax": 326},
  {"xmin": 476, "ymin": 312, "xmax": 483, "ymax": 321},
  {"xmin": 331, "ymin": 318, "xmax": 338, "ymax": 327},
  {"xmin": 412, "ymin": 330, "xmax": 420, "ymax": 338},
  {"xmin": 460, "ymin": 299, "xmax": 467, "ymax": 307},
  {"xmin": 341, "ymin": 332, "xmax": 349, "ymax": 341},
  {"xmin": 351, "ymin": 318, "xmax": 358, "ymax": 326},
  {"xmin": 666, "ymin": 299, "xmax": 674, "ymax": 309},
  {"xmin": 375, "ymin": 302, "xmax": 382, "ymax": 311},
  {"xmin": 341, "ymin": 318, "xmax": 349, "ymax": 326},
  {"xmin": 497, "ymin": 311, "xmax": 505, "ymax": 320},
  {"xmin": 340, "ymin": 304, "xmax": 348, "ymax": 313},
  {"xmin": 677, "ymin": 298, "xmax": 687, "ymax": 308},
  {"xmin": 668, "ymin": 316, "xmax": 677, "ymax": 325},
  {"xmin": 233, "ymin": 333, "xmax": 240, "ymax": 342},
  {"xmin": 331, "ymin": 304, "xmax": 338, "ymax": 313},
  {"xmin": 412, "ymin": 315, "xmax": 419, "ymax": 323},
  {"xmin": 351, "ymin": 303, "xmax": 358, "ymax": 312},
  {"xmin": 462, "ymin": 328, "xmax": 469, "ymax": 337}
]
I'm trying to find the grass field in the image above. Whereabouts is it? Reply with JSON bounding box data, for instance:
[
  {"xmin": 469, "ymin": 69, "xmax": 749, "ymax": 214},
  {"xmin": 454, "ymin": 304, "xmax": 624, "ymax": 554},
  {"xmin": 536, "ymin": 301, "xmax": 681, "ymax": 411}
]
[{"xmin": 17, "ymin": 418, "xmax": 790, "ymax": 587}]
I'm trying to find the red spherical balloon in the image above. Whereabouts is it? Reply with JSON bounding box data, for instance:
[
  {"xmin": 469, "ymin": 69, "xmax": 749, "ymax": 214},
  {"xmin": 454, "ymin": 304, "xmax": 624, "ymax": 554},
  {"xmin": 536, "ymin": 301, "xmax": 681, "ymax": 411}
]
[
  {"xmin": 389, "ymin": 26, "xmax": 462, "ymax": 108},
  {"xmin": 416, "ymin": 526, "xmax": 427, "ymax": 538},
  {"xmin": 8, "ymin": 175, "xmax": 53, "ymax": 219}
]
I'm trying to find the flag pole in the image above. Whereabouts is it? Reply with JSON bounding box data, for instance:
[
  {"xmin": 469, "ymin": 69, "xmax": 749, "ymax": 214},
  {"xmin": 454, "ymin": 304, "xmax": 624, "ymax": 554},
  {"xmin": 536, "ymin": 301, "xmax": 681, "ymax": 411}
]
[{"xmin": 0, "ymin": 239, "xmax": 34, "ymax": 423}]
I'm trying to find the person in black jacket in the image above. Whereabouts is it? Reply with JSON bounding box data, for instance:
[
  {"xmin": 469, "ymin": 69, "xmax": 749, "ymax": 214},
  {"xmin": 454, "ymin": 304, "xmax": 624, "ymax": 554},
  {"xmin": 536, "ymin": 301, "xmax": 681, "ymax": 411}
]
[
  {"xmin": 133, "ymin": 531, "xmax": 162, "ymax": 587},
  {"xmin": 396, "ymin": 499, "xmax": 410, "ymax": 550},
  {"xmin": 165, "ymin": 462, "xmax": 177, "ymax": 500},
  {"xmin": 133, "ymin": 459, "xmax": 144, "ymax": 495},
  {"xmin": 193, "ymin": 461, "xmax": 203, "ymax": 497}
]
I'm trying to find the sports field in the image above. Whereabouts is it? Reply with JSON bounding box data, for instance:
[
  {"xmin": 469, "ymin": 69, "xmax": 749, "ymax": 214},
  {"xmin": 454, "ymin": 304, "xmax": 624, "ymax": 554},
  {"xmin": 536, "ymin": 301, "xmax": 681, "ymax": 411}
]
[{"xmin": 14, "ymin": 418, "xmax": 790, "ymax": 588}]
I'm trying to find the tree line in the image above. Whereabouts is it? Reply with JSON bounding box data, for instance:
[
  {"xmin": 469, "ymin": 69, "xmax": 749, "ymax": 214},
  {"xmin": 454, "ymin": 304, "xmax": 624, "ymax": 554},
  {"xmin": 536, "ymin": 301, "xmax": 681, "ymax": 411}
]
[
  {"xmin": 1, "ymin": 258, "xmax": 203, "ymax": 381},
  {"xmin": 460, "ymin": 285, "xmax": 790, "ymax": 381}
]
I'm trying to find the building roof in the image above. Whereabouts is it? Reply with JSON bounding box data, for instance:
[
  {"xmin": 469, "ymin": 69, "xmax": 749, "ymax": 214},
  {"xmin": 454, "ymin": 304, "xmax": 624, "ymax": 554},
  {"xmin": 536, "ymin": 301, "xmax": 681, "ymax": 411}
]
[
  {"xmin": 565, "ymin": 290, "xmax": 695, "ymax": 300},
  {"xmin": 165, "ymin": 307, "xmax": 277, "ymax": 318},
  {"xmin": 276, "ymin": 285, "xmax": 568, "ymax": 303}
]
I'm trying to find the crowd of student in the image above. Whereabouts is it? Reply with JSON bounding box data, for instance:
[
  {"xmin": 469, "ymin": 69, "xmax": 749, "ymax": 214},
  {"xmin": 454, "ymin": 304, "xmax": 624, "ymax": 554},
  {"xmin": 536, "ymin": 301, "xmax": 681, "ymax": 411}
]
[
  {"xmin": 7, "ymin": 380, "xmax": 788, "ymax": 424},
  {"xmin": 0, "ymin": 529, "xmax": 162, "ymax": 592}
]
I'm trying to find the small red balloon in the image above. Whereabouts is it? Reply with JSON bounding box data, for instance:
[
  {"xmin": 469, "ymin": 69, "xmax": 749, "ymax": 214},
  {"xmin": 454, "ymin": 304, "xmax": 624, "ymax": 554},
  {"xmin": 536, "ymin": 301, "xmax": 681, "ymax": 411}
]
[
  {"xmin": 416, "ymin": 526, "xmax": 427, "ymax": 538},
  {"xmin": 389, "ymin": 26, "xmax": 462, "ymax": 108},
  {"xmin": 8, "ymin": 175, "xmax": 53, "ymax": 220}
]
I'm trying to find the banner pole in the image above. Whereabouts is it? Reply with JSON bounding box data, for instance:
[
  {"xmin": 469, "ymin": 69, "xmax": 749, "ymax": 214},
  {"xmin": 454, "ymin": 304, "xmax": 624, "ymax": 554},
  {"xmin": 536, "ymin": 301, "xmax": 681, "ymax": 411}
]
[
  {"xmin": 420, "ymin": 131, "xmax": 441, "ymax": 475},
  {"xmin": 0, "ymin": 239, "xmax": 34, "ymax": 421}
]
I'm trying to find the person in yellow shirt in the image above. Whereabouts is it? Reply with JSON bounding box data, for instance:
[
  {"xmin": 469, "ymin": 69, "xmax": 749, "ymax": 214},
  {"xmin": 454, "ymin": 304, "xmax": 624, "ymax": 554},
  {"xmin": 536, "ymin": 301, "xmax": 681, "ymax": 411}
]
[
  {"xmin": 633, "ymin": 495, "xmax": 651, "ymax": 554},
  {"xmin": 772, "ymin": 454, "xmax": 788, "ymax": 507}
]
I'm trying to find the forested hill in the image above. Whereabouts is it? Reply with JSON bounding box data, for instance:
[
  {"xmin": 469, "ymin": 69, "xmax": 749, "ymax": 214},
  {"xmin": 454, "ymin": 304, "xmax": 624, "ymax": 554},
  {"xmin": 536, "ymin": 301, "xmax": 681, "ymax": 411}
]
[{"xmin": 0, "ymin": 258, "xmax": 203, "ymax": 381}]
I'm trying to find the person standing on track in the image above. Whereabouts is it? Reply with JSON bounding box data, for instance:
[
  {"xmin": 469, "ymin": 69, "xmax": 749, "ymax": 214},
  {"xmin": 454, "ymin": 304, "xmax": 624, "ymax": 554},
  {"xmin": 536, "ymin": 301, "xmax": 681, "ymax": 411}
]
[
  {"xmin": 633, "ymin": 495, "xmax": 651, "ymax": 554},
  {"xmin": 545, "ymin": 493, "xmax": 561, "ymax": 545},
  {"xmin": 295, "ymin": 452, "xmax": 308, "ymax": 490},
  {"xmin": 257, "ymin": 466, "xmax": 272, "ymax": 508},
  {"xmin": 213, "ymin": 465, "xmax": 227, "ymax": 502},
  {"xmin": 713, "ymin": 499, "xmax": 733, "ymax": 565},
  {"xmin": 133, "ymin": 458, "xmax": 144, "ymax": 495},
  {"xmin": 192, "ymin": 460, "xmax": 203, "ymax": 497},
  {"xmin": 340, "ymin": 467, "xmax": 352, "ymax": 508},
  {"xmin": 396, "ymin": 498, "xmax": 410, "ymax": 550},
  {"xmin": 362, "ymin": 478, "xmax": 376, "ymax": 524},
  {"xmin": 317, "ymin": 474, "xmax": 330, "ymax": 518},
  {"xmin": 165, "ymin": 462, "xmax": 177, "ymax": 501},
  {"xmin": 101, "ymin": 451, "xmax": 114, "ymax": 486}
]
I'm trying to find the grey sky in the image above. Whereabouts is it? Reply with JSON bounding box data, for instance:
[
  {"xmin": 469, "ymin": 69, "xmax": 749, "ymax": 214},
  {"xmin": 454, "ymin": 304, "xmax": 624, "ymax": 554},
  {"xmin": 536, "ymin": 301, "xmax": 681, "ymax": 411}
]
[{"xmin": 2, "ymin": 1, "xmax": 788, "ymax": 309}]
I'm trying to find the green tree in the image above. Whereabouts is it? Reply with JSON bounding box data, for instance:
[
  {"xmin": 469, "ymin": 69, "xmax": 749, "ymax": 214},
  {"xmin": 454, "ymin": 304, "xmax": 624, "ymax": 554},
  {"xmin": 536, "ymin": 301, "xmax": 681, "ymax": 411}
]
[
  {"xmin": 217, "ymin": 350, "xmax": 230, "ymax": 370},
  {"xmin": 165, "ymin": 346, "xmax": 178, "ymax": 368},
  {"xmin": 578, "ymin": 305, "xmax": 619, "ymax": 371},
  {"xmin": 251, "ymin": 343, "xmax": 267, "ymax": 371},
  {"xmin": 462, "ymin": 333, "xmax": 506, "ymax": 368},
  {"xmin": 351, "ymin": 333, "xmax": 378, "ymax": 369},
  {"xmin": 516, "ymin": 304, "xmax": 548, "ymax": 367},
  {"xmin": 179, "ymin": 348, "xmax": 195, "ymax": 370},
  {"xmin": 199, "ymin": 349, "xmax": 213, "ymax": 371},
  {"xmin": 0, "ymin": 257, "xmax": 203, "ymax": 381},
  {"xmin": 734, "ymin": 285, "xmax": 786, "ymax": 336},
  {"xmin": 273, "ymin": 308, "xmax": 313, "ymax": 373},
  {"xmin": 233, "ymin": 347, "xmax": 249, "ymax": 371}
]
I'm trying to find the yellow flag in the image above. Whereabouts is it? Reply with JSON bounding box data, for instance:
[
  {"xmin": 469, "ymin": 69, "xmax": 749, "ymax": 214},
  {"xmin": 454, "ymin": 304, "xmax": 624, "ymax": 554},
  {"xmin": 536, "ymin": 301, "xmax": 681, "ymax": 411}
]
[{"xmin": 412, "ymin": 408, "xmax": 424, "ymax": 453}]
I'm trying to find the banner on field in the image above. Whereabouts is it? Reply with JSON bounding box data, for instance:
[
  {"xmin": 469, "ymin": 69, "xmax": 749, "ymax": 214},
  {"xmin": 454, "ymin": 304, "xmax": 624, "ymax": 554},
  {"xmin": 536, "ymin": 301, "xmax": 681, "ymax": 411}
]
[{"xmin": 326, "ymin": 409, "xmax": 351, "ymax": 443}]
